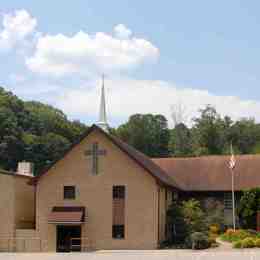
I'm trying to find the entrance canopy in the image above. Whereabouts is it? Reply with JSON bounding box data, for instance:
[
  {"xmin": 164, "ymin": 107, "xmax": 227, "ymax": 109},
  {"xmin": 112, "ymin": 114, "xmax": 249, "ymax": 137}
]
[{"xmin": 48, "ymin": 206, "xmax": 85, "ymax": 224}]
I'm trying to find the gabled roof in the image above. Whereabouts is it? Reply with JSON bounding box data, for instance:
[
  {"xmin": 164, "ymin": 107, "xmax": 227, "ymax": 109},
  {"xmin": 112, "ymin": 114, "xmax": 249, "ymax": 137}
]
[
  {"xmin": 153, "ymin": 155, "xmax": 260, "ymax": 191},
  {"xmin": 31, "ymin": 124, "xmax": 179, "ymax": 188}
]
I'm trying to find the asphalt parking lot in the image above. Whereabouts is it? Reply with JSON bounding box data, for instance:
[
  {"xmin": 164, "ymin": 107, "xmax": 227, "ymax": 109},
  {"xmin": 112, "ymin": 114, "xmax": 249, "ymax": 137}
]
[{"xmin": 1, "ymin": 250, "xmax": 260, "ymax": 260}]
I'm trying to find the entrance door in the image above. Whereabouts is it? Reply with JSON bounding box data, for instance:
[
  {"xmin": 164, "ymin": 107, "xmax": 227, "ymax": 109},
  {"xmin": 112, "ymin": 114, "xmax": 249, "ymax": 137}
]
[{"xmin": 56, "ymin": 225, "xmax": 81, "ymax": 252}]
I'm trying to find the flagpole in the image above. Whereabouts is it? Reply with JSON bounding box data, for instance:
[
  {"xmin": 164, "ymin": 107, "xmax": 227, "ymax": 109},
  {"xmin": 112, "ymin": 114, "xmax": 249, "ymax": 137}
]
[
  {"xmin": 231, "ymin": 167, "xmax": 236, "ymax": 230},
  {"xmin": 229, "ymin": 142, "xmax": 236, "ymax": 230}
]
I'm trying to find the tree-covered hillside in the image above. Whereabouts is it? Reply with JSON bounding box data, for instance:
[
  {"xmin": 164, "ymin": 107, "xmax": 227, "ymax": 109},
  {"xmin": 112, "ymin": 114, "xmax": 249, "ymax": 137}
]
[
  {"xmin": 0, "ymin": 87, "xmax": 87, "ymax": 174},
  {"xmin": 1, "ymin": 86, "xmax": 260, "ymax": 175},
  {"xmin": 115, "ymin": 106, "xmax": 260, "ymax": 158}
]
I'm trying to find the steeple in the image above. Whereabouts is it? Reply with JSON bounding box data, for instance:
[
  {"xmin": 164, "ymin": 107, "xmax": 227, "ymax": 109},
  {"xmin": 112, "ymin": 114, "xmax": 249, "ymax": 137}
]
[{"xmin": 97, "ymin": 74, "xmax": 109, "ymax": 132}]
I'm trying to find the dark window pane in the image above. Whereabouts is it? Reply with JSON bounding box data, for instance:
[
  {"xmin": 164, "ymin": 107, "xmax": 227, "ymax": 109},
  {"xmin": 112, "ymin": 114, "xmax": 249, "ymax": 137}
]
[
  {"xmin": 113, "ymin": 186, "xmax": 125, "ymax": 199},
  {"xmin": 172, "ymin": 191, "xmax": 178, "ymax": 202},
  {"xmin": 64, "ymin": 186, "xmax": 76, "ymax": 200},
  {"xmin": 224, "ymin": 192, "xmax": 232, "ymax": 209},
  {"xmin": 112, "ymin": 225, "xmax": 124, "ymax": 239}
]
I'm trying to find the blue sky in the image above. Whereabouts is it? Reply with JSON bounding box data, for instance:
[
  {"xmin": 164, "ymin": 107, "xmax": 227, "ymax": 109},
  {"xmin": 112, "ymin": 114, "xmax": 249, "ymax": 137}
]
[{"xmin": 1, "ymin": 1, "xmax": 260, "ymax": 126}]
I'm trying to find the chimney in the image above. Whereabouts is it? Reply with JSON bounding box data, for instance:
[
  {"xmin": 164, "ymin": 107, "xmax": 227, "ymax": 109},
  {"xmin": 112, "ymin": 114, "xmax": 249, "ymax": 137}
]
[{"xmin": 17, "ymin": 162, "xmax": 34, "ymax": 177}]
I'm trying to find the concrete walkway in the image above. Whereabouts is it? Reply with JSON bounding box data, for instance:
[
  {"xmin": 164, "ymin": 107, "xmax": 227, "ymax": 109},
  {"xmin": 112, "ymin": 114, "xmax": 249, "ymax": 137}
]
[
  {"xmin": 214, "ymin": 237, "xmax": 233, "ymax": 251},
  {"xmin": 1, "ymin": 250, "xmax": 260, "ymax": 260}
]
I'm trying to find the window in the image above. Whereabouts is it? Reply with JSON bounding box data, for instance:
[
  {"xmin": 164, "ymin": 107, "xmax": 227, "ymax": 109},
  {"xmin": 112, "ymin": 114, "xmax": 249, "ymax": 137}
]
[
  {"xmin": 224, "ymin": 192, "xmax": 232, "ymax": 209},
  {"xmin": 64, "ymin": 186, "xmax": 76, "ymax": 200},
  {"xmin": 112, "ymin": 225, "xmax": 124, "ymax": 239},
  {"xmin": 112, "ymin": 186, "xmax": 125, "ymax": 239},
  {"xmin": 113, "ymin": 186, "xmax": 125, "ymax": 199},
  {"xmin": 172, "ymin": 191, "xmax": 178, "ymax": 202}
]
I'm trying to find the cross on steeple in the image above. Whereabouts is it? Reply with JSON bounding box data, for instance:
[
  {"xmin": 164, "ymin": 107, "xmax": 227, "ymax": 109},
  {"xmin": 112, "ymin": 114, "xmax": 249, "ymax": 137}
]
[{"xmin": 84, "ymin": 143, "xmax": 106, "ymax": 175}]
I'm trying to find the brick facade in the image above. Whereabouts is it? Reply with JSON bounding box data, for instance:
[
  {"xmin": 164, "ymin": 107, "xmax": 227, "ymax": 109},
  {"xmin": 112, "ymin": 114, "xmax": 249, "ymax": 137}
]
[{"xmin": 36, "ymin": 128, "xmax": 167, "ymax": 251}]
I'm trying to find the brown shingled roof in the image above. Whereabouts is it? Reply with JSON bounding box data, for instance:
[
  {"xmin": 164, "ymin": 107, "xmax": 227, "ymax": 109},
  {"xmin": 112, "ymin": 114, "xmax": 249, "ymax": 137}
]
[
  {"xmin": 152, "ymin": 155, "xmax": 260, "ymax": 191},
  {"xmin": 32, "ymin": 125, "xmax": 178, "ymax": 188}
]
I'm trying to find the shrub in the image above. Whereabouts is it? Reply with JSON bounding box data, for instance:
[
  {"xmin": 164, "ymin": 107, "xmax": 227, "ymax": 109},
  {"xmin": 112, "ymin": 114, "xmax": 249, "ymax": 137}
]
[
  {"xmin": 208, "ymin": 233, "xmax": 217, "ymax": 244},
  {"xmin": 247, "ymin": 229, "xmax": 258, "ymax": 236},
  {"xmin": 209, "ymin": 224, "xmax": 220, "ymax": 234},
  {"xmin": 255, "ymin": 238, "xmax": 260, "ymax": 248},
  {"xmin": 184, "ymin": 236, "xmax": 192, "ymax": 249},
  {"xmin": 190, "ymin": 232, "xmax": 210, "ymax": 250},
  {"xmin": 238, "ymin": 188, "xmax": 260, "ymax": 229},
  {"xmin": 182, "ymin": 199, "xmax": 206, "ymax": 233},
  {"xmin": 241, "ymin": 238, "xmax": 255, "ymax": 248},
  {"xmin": 226, "ymin": 228, "xmax": 235, "ymax": 237},
  {"xmin": 221, "ymin": 229, "xmax": 251, "ymax": 242},
  {"xmin": 235, "ymin": 230, "xmax": 251, "ymax": 240},
  {"xmin": 233, "ymin": 240, "xmax": 243, "ymax": 248},
  {"xmin": 204, "ymin": 198, "xmax": 224, "ymax": 230},
  {"xmin": 166, "ymin": 200, "xmax": 189, "ymax": 244}
]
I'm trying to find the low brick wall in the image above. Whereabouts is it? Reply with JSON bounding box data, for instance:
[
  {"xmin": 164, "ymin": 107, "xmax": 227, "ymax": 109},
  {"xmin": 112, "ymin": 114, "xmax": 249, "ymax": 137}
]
[{"xmin": 15, "ymin": 229, "xmax": 42, "ymax": 252}]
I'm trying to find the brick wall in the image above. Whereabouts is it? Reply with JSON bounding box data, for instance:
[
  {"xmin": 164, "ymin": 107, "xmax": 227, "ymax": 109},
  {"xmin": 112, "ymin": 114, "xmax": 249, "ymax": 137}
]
[{"xmin": 36, "ymin": 129, "xmax": 159, "ymax": 251}]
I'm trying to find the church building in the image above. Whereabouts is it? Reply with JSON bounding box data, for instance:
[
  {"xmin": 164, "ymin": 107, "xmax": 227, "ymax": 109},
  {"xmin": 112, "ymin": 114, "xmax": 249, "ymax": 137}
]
[
  {"xmin": 31, "ymin": 79, "xmax": 176, "ymax": 251},
  {"xmin": 1, "ymin": 79, "xmax": 260, "ymax": 252}
]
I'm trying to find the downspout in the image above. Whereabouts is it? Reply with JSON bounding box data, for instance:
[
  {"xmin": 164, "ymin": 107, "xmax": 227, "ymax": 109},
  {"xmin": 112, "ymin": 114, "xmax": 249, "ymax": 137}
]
[
  {"xmin": 33, "ymin": 183, "xmax": 37, "ymax": 230},
  {"xmin": 157, "ymin": 187, "xmax": 160, "ymax": 246}
]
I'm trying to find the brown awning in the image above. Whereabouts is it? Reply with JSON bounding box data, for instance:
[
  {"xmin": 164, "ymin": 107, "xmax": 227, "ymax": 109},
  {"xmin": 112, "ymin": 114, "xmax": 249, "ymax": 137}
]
[{"xmin": 48, "ymin": 207, "xmax": 85, "ymax": 224}]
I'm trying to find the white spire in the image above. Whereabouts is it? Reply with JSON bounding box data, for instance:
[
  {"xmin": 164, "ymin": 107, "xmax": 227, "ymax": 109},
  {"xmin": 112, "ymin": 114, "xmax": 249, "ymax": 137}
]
[{"xmin": 97, "ymin": 74, "xmax": 109, "ymax": 132}]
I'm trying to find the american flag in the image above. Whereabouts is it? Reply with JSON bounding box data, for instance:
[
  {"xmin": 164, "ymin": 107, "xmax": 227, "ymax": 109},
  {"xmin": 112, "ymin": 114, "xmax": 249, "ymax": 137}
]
[{"xmin": 229, "ymin": 143, "xmax": 236, "ymax": 170}]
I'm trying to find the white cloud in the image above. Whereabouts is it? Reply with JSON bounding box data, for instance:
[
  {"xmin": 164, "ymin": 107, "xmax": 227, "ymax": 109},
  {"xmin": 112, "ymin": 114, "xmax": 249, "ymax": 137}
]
[
  {"xmin": 3, "ymin": 9, "xmax": 260, "ymax": 129},
  {"xmin": 0, "ymin": 9, "xmax": 37, "ymax": 51},
  {"xmin": 26, "ymin": 24, "xmax": 159, "ymax": 77},
  {"xmin": 54, "ymin": 78, "xmax": 260, "ymax": 127},
  {"xmin": 114, "ymin": 24, "xmax": 132, "ymax": 39}
]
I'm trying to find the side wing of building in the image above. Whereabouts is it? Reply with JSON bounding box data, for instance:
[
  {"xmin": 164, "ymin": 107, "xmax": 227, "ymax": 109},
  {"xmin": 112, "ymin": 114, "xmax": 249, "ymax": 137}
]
[
  {"xmin": 0, "ymin": 172, "xmax": 15, "ymax": 239},
  {"xmin": 0, "ymin": 170, "xmax": 35, "ymax": 250}
]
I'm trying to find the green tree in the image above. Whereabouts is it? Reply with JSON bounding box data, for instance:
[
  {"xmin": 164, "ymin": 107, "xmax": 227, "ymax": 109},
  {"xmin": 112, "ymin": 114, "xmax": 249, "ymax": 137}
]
[
  {"xmin": 169, "ymin": 123, "xmax": 192, "ymax": 156},
  {"xmin": 166, "ymin": 198, "xmax": 206, "ymax": 245},
  {"xmin": 23, "ymin": 133, "xmax": 70, "ymax": 174},
  {"xmin": 192, "ymin": 105, "xmax": 226, "ymax": 155},
  {"xmin": 229, "ymin": 119, "xmax": 260, "ymax": 154},
  {"xmin": 0, "ymin": 87, "xmax": 87, "ymax": 174},
  {"xmin": 116, "ymin": 114, "xmax": 170, "ymax": 157},
  {"xmin": 237, "ymin": 188, "xmax": 260, "ymax": 229},
  {"xmin": 182, "ymin": 199, "xmax": 206, "ymax": 234},
  {"xmin": 167, "ymin": 200, "xmax": 188, "ymax": 243}
]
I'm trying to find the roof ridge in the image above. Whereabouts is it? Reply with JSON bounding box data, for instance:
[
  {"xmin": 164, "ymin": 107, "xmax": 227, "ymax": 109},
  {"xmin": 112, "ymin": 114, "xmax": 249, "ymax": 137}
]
[{"xmin": 152, "ymin": 154, "xmax": 260, "ymax": 160}]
